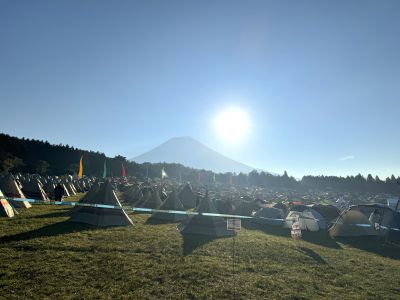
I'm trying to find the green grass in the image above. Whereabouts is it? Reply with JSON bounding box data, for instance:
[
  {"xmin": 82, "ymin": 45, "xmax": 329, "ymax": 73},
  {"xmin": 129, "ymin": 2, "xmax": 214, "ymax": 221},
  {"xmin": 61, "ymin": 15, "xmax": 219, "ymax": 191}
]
[{"xmin": 1, "ymin": 196, "xmax": 400, "ymax": 299}]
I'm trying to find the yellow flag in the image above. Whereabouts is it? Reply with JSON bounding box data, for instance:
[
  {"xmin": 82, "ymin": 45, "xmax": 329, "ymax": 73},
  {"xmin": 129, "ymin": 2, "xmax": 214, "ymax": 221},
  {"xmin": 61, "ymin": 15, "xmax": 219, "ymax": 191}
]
[{"xmin": 78, "ymin": 155, "xmax": 83, "ymax": 178}]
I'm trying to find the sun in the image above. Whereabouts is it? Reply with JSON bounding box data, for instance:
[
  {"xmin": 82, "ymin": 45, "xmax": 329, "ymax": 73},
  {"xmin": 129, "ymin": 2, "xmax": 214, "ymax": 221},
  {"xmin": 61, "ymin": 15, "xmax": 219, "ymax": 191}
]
[{"xmin": 213, "ymin": 107, "xmax": 251, "ymax": 143}]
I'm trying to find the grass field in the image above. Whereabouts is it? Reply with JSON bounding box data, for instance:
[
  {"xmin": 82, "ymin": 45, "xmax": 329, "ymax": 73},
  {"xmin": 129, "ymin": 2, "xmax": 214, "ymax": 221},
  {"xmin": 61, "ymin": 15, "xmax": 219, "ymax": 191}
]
[{"xmin": 1, "ymin": 195, "xmax": 400, "ymax": 299}]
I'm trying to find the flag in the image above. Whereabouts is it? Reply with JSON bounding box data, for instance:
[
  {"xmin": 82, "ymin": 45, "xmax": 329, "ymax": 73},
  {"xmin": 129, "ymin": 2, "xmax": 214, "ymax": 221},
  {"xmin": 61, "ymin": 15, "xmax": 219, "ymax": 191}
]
[
  {"xmin": 102, "ymin": 160, "xmax": 107, "ymax": 178},
  {"xmin": 78, "ymin": 155, "xmax": 83, "ymax": 178},
  {"xmin": 161, "ymin": 168, "xmax": 168, "ymax": 179},
  {"xmin": 121, "ymin": 163, "xmax": 126, "ymax": 177}
]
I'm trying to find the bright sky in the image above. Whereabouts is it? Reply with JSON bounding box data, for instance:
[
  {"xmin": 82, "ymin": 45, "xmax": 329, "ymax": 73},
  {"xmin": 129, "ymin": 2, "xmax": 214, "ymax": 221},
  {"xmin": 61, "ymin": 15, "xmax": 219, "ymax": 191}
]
[{"xmin": 1, "ymin": 0, "xmax": 399, "ymax": 178}]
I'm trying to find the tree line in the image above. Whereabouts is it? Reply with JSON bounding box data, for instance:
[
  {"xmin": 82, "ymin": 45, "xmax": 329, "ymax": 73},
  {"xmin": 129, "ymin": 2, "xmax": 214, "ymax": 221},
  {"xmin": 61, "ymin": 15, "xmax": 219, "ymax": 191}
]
[{"xmin": 0, "ymin": 133, "xmax": 399, "ymax": 194}]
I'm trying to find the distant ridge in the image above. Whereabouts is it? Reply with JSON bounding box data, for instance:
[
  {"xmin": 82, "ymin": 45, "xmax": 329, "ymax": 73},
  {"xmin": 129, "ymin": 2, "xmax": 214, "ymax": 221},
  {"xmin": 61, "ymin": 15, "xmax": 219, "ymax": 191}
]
[{"xmin": 131, "ymin": 136, "xmax": 255, "ymax": 173}]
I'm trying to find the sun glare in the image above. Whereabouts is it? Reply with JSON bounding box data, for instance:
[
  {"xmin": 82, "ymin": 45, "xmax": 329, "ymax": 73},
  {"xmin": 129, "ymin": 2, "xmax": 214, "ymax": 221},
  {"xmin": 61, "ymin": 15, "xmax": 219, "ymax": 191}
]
[{"xmin": 213, "ymin": 107, "xmax": 251, "ymax": 143}]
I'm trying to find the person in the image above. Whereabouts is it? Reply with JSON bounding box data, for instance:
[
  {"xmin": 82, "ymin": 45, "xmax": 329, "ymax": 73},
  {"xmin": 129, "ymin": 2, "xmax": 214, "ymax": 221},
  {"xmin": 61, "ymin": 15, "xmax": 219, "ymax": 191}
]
[
  {"xmin": 54, "ymin": 183, "xmax": 65, "ymax": 201},
  {"xmin": 369, "ymin": 209, "xmax": 382, "ymax": 231}
]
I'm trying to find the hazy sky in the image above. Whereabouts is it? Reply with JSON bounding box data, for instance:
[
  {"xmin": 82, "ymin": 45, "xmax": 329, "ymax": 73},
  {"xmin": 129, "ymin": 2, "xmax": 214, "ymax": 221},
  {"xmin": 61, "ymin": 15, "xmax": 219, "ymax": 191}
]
[{"xmin": 1, "ymin": 0, "xmax": 400, "ymax": 178}]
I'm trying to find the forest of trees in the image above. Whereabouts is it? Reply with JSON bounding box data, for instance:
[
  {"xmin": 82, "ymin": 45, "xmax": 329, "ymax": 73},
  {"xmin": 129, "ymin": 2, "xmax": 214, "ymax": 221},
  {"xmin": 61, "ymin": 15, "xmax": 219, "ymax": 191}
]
[{"xmin": 1, "ymin": 133, "xmax": 399, "ymax": 194}]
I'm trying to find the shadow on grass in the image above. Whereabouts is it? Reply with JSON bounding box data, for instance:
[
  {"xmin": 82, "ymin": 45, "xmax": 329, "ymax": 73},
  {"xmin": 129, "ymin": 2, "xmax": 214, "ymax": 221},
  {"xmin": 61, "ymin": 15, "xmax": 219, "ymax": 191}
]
[
  {"xmin": 0, "ymin": 221, "xmax": 95, "ymax": 244},
  {"xmin": 244, "ymin": 221, "xmax": 342, "ymax": 249},
  {"xmin": 336, "ymin": 237, "xmax": 400, "ymax": 260},
  {"xmin": 31, "ymin": 210, "xmax": 71, "ymax": 219},
  {"xmin": 181, "ymin": 233, "xmax": 220, "ymax": 256},
  {"xmin": 297, "ymin": 247, "xmax": 327, "ymax": 265},
  {"xmin": 145, "ymin": 216, "xmax": 186, "ymax": 225}
]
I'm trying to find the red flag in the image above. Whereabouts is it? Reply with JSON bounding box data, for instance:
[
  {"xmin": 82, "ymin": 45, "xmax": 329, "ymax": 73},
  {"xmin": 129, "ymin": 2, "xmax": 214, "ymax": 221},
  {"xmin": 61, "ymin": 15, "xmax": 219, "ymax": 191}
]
[{"xmin": 121, "ymin": 163, "xmax": 126, "ymax": 177}]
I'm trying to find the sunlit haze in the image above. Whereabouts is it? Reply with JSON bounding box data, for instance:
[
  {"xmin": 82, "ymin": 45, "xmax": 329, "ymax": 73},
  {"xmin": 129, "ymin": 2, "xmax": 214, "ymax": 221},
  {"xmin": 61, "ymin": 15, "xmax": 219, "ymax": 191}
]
[{"xmin": 213, "ymin": 107, "xmax": 251, "ymax": 144}]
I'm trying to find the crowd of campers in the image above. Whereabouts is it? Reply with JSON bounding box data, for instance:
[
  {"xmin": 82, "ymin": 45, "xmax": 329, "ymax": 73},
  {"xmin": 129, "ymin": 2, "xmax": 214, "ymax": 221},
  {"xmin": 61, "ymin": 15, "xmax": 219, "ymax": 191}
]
[{"xmin": 1, "ymin": 173, "xmax": 399, "ymax": 243}]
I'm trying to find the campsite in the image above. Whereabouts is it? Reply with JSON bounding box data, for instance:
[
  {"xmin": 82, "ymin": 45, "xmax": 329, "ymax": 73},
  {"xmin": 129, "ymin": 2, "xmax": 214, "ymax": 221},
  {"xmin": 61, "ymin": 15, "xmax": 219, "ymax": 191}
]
[
  {"xmin": 1, "ymin": 171, "xmax": 400, "ymax": 299},
  {"xmin": 2, "ymin": 1, "xmax": 400, "ymax": 299}
]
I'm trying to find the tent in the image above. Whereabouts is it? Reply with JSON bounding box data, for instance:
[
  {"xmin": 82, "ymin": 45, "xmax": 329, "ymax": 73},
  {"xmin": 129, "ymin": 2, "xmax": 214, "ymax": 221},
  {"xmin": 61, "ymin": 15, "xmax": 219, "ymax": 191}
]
[
  {"xmin": 178, "ymin": 183, "xmax": 197, "ymax": 209},
  {"xmin": 63, "ymin": 181, "xmax": 77, "ymax": 196},
  {"xmin": 178, "ymin": 193, "xmax": 235, "ymax": 237},
  {"xmin": 273, "ymin": 202, "xmax": 288, "ymax": 215},
  {"xmin": 148, "ymin": 190, "xmax": 186, "ymax": 222},
  {"xmin": 69, "ymin": 181, "xmax": 133, "ymax": 227},
  {"xmin": 215, "ymin": 199, "xmax": 235, "ymax": 214},
  {"xmin": 253, "ymin": 207, "xmax": 285, "ymax": 227},
  {"xmin": 123, "ymin": 185, "xmax": 143, "ymax": 205},
  {"xmin": 283, "ymin": 205, "xmax": 326, "ymax": 232},
  {"xmin": 21, "ymin": 179, "xmax": 49, "ymax": 201},
  {"xmin": 309, "ymin": 204, "xmax": 340, "ymax": 225},
  {"xmin": 141, "ymin": 190, "xmax": 162, "ymax": 209},
  {"xmin": 329, "ymin": 204, "xmax": 400, "ymax": 241},
  {"xmin": 0, "ymin": 174, "xmax": 31, "ymax": 208},
  {"xmin": 0, "ymin": 189, "xmax": 15, "ymax": 218},
  {"xmin": 43, "ymin": 181, "xmax": 56, "ymax": 199}
]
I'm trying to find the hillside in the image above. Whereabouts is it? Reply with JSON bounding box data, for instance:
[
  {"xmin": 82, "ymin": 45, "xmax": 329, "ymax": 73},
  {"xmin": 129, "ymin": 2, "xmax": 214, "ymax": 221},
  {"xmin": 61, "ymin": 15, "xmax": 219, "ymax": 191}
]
[
  {"xmin": 132, "ymin": 136, "xmax": 255, "ymax": 173},
  {"xmin": 1, "ymin": 197, "xmax": 399, "ymax": 299}
]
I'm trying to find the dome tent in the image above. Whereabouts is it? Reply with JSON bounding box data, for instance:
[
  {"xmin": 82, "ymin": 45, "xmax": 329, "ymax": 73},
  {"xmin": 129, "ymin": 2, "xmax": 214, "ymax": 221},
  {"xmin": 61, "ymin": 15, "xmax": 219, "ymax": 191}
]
[
  {"xmin": 329, "ymin": 204, "xmax": 400, "ymax": 241},
  {"xmin": 69, "ymin": 181, "xmax": 133, "ymax": 227},
  {"xmin": 309, "ymin": 204, "xmax": 340, "ymax": 224},
  {"xmin": 283, "ymin": 205, "xmax": 327, "ymax": 232}
]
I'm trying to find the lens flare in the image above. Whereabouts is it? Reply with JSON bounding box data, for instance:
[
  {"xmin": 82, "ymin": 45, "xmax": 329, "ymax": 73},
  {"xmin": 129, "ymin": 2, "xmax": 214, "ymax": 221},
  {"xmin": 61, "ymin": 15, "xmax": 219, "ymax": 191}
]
[{"xmin": 213, "ymin": 107, "xmax": 251, "ymax": 143}]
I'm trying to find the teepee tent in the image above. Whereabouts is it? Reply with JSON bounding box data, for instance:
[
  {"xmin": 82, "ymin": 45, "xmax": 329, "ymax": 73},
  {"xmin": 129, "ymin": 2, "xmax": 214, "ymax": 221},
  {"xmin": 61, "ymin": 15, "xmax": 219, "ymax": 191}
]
[
  {"xmin": 178, "ymin": 193, "xmax": 235, "ymax": 237},
  {"xmin": 135, "ymin": 190, "xmax": 151, "ymax": 207},
  {"xmin": 124, "ymin": 186, "xmax": 143, "ymax": 205},
  {"xmin": 148, "ymin": 190, "xmax": 186, "ymax": 222},
  {"xmin": 178, "ymin": 183, "xmax": 197, "ymax": 209},
  {"xmin": 21, "ymin": 179, "xmax": 49, "ymax": 201},
  {"xmin": 141, "ymin": 190, "xmax": 163, "ymax": 209},
  {"xmin": 69, "ymin": 181, "xmax": 133, "ymax": 227},
  {"xmin": 0, "ymin": 174, "xmax": 31, "ymax": 208}
]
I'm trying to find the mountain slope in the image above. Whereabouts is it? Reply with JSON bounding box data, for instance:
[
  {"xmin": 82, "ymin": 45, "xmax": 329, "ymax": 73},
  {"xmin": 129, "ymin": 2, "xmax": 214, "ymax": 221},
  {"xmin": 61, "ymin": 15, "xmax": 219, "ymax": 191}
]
[{"xmin": 131, "ymin": 136, "xmax": 254, "ymax": 173}]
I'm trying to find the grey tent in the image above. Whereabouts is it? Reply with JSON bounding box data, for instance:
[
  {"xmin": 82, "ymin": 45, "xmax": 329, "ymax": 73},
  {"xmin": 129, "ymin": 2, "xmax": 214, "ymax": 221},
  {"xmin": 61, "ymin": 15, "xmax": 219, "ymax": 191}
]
[
  {"xmin": 69, "ymin": 181, "xmax": 133, "ymax": 227},
  {"xmin": 273, "ymin": 202, "xmax": 288, "ymax": 215},
  {"xmin": 253, "ymin": 207, "xmax": 285, "ymax": 226},
  {"xmin": 21, "ymin": 179, "xmax": 49, "ymax": 201},
  {"xmin": 124, "ymin": 185, "xmax": 143, "ymax": 205},
  {"xmin": 148, "ymin": 190, "xmax": 186, "ymax": 222},
  {"xmin": 329, "ymin": 204, "xmax": 400, "ymax": 241},
  {"xmin": 0, "ymin": 174, "xmax": 31, "ymax": 208},
  {"xmin": 309, "ymin": 204, "xmax": 340, "ymax": 224},
  {"xmin": 178, "ymin": 193, "xmax": 235, "ymax": 237},
  {"xmin": 178, "ymin": 183, "xmax": 197, "ymax": 209},
  {"xmin": 43, "ymin": 181, "xmax": 56, "ymax": 199},
  {"xmin": 135, "ymin": 190, "xmax": 151, "ymax": 207},
  {"xmin": 141, "ymin": 190, "xmax": 163, "ymax": 209}
]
